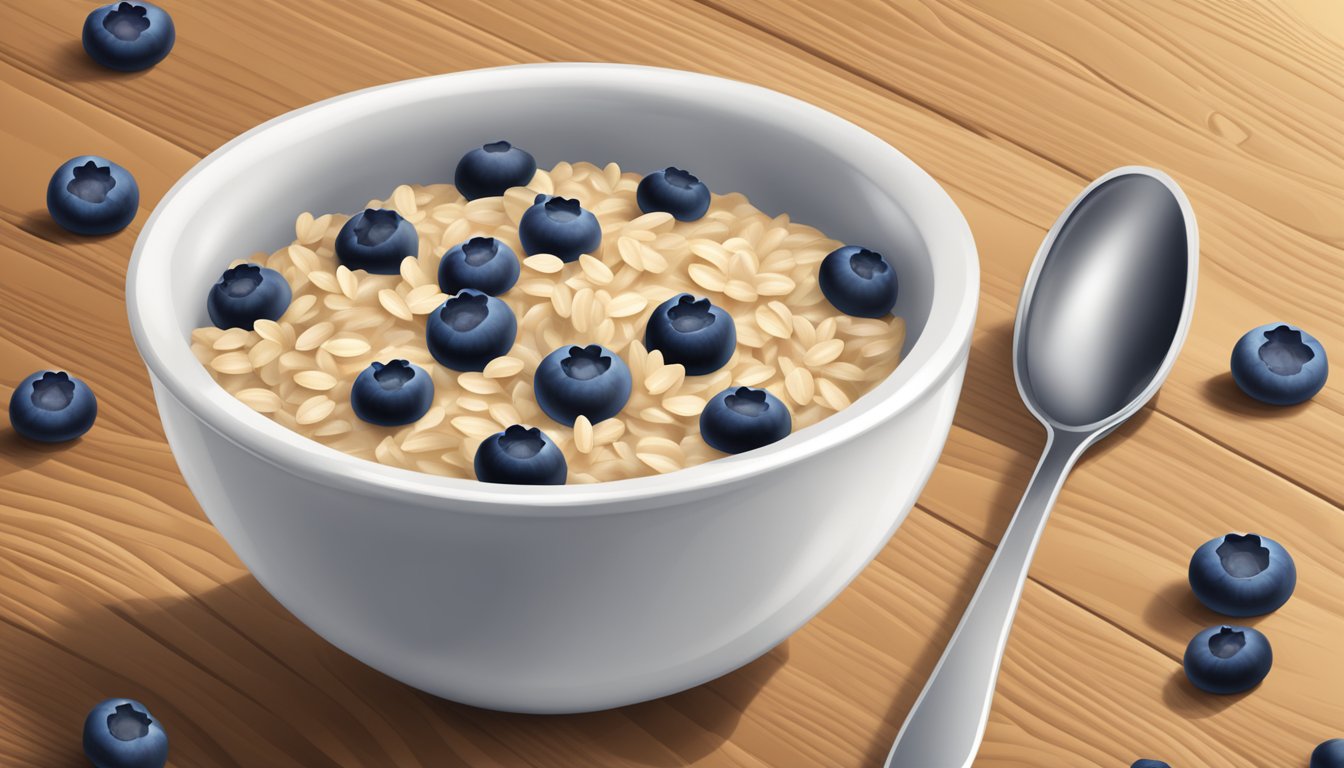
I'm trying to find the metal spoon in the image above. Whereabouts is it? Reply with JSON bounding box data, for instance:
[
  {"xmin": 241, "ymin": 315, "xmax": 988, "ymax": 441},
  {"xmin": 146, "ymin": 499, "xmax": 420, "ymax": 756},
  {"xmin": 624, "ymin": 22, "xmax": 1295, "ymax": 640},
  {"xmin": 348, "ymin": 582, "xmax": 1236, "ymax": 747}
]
[{"xmin": 885, "ymin": 166, "xmax": 1198, "ymax": 768}]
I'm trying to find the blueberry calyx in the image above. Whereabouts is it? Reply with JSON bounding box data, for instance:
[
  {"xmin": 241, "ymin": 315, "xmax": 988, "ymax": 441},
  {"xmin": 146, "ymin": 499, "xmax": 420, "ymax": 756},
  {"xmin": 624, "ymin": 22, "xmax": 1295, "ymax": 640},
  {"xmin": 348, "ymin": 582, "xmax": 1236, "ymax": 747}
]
[
  {"xmin": 1208, "ymin": 626, "xmax": 1246, "ymax": 659},
  {"xmin": 461, "ymin": 237, "xmax": 497, "ymax": 266},
  {"xmin": 543, "ymin": 196, "xmax": 583, "ymax": 223},
  {"xmin": 219, "ymin": 264, "xmax": 262, "ymax": 298},
  {"xmin": 1258, "ymin": 325, "xmax": 1314, "ymax": 376},
  {"xmin": 1216, "ymin": 534, "xmax": 1270, "ymax": 578},
  {"xmin": 68, "ymin": 161, "xmax": 116, "ymax": 203},
  {"xmin": 107, "ymin": 702, "xmax": 152, "ymax": 741},
  {"xmin": 353, "ymin": 209, "xmax": 401, "ymax": 247},
  {"xmin": 560, "ymin": 345, "xmax": 612, "ymax": 381},
  {"xmin": 667, "ymin": 295, "xmax": 716, "ymax": 333},
  {"xmin": 104, "ymin": 3, "xmax": 151, "ymax": 41},
  {"xmin": 31, "ymin": 372, "xmax": 76, "ymax": 411},
  {"xmin": 725, "ymin": 386, "xmax": 769, "ymax": 416},
  {"xmin": 483, "ymin": 140, "xmax": 512, "ymax": 153},
  {"xmin": 849, "ymin": 248, "xmax": 889, "ymax": 279},
  {"xmin": 371, "ymin": 360, "xmax": 416, "ymax": 390},
  {"xmin": 498, "ymin": 425, "xmax": 545, "ymax": 459},
  {"xmin": 664, "ymin": 167, "xmax": 699, "ymax": 189},
  {"xmin": 440, "ymin": 292, "xmax": 489, "ymax": 331}
]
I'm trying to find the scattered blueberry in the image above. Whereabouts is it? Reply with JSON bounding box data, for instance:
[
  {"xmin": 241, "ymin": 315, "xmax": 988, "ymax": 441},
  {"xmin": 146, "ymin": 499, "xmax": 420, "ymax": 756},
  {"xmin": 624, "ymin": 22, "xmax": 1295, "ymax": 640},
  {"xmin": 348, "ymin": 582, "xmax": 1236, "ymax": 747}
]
[
  {"xmin": 1189, "ymin": 533, "xmax": 1296, "ymax": 617},
  {"xmin": 335, "ymin": 209, "xmax": 419, "ymax": 274},
  {"xmin": 700, "ymin": 386, "xmax": 792, "ymax": 454},
  {"xmin": 644, "ymin": 293, "xmax": 736, "ymax": 375},
  {"xmin": 533, "ymin": 344, "xmax": 631, "ymax": 426},
  {"xmin": 350, "ymin": 360, "xmax": 434, "ymax": 427},
  {"xmin": 818, "ymin": 245, "xmax": 899, "ymax": 318},
  {"xmin": 438, "ymin": 236, "xmax": 520, "ymax": 296},
  {"xmin": 454, "ymin": 140, "xmax": 537, "ymax": 200},
  {"xmin": 8, "ymin": 370, "xmax": 98, "ymax": 443},
  {"xmin": 474, "ymin": 424, "xmax": 567, "ymax": 485},
  {"xmin": 1131, "ymin": 761, "xmax": 1170, "ymax": 768},
  {"xmin": 425, "ymin": 290, "xmax": 517, "ymax": 372},
  {"xmin": 206, "ymin": 264, "xmax": 292, "ymax": 330},
  {"xmin": 46, "ymin": 156, "xmax": 140, "ymax": 235},
  {"xmin": 82, "ymin": 2, "xmax": 175, "ymax": 72},
  {"xmin": 636, "ymin": 167, "xmax": 711, "ymax": 222},
  {"xmin": 82, "ymin": 697, "xmax": 168, "ymax": 768},
  {"xmin": 1230, "ymin": 323, "xmax": 1328, "ymax": 406},
  {"xmin": 1312, "ymin": 739, "xmax": 1344, "ymax": 768},
  {"xmin": 1183, "ymin": 625, "xmax": 1272, "ymax": 695},
  {"xmin": 518, "ymin": 195, "xmax": 601, "ymax": 263}
]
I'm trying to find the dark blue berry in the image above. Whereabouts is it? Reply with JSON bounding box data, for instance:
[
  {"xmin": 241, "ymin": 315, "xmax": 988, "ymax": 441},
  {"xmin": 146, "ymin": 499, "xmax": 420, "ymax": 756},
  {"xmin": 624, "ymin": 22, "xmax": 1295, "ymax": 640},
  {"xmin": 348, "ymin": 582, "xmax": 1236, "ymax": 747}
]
[
  {"xmin": 1312, "ymin": 739, "xmax": 1344, "ymax": 768},
  {"xmin": 1189, "ymin": 533, "xmax": 1296, "ymax": 617},
  {"xmin": 1183, "ymin": 625, "xmax": 1272, "ymax": 695},
  {"xmin": 350, "ymin": 360, "xmax": 434, "ymax": 427},
  {"xmin": 474, "ymin": 425, "xmax": 567, "ymax": 485},
  {"xmin": 636, "ymin": 167, "xmax": 711, "ymax": 222},
  {"xmin": 46, "ymin": 156, "xmax": 140, "ymax": 235},
  {"xmin": 518, "ymin": 195, "xmax": 601, "ymax": 263},
  {"xmin": 438, "ymin": 236, "xmax": 520, "ymax": 296},
  {"xmin": 455, "ymin": 140, "xmax": 537, "ymax": 200},
  {"xmin": 533, "ymin": 344, "xmax": 631, "ymax": 426},
  {"xmin": 819, "ymin": 245, "xmax": 899, "ymax": 318},
  {"xmin": 644, "ymin": 293, "xmax": 736, "ymax": 375},
  {"xmin": 335, "ymin": 209, "xmax": 419, "ymax": 274},
  {"xmin": 1131, "ymin": 761, "xmax": 1170, "ymax": 768},
  {"xmin": 1230, "ymin": 323, "xmax": 1328, "ymax": 405},
  {"xmin": 699, "ymin": 386, "xmax": 791, "ymax": 454},
  {"xmin": 82, "ymin": 697, "xmax": 168, "ymax": 768},
  {"xmin": 8, "ymin": 371, "xmax": 98, "ymax": 443},
  {"xmin": 206, "ymin": 264, "xmax": 292, "ymax": 330},
  {"xmin": 82, "ymin": 2, "xmax": 175, "ymax": 72},
  {"xmin": 425, "ymin": 290, "xmax": 517, "ymax": 372}
]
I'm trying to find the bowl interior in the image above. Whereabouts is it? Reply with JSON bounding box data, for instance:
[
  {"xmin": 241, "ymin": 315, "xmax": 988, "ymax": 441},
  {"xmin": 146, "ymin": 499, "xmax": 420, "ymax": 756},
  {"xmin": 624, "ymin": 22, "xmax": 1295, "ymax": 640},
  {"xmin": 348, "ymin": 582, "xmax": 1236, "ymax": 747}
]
[{"xmin": 130, "ymin": 65, "xmax": 975, "ymax": 505}]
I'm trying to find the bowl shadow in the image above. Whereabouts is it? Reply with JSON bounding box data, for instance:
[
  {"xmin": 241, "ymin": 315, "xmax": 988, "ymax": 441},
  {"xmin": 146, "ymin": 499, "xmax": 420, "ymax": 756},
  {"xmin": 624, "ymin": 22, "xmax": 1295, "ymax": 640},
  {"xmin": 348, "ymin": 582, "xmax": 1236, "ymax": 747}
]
[{"xmin": 6, "ymin": 576, "xmax": 783, "ymax": 766}]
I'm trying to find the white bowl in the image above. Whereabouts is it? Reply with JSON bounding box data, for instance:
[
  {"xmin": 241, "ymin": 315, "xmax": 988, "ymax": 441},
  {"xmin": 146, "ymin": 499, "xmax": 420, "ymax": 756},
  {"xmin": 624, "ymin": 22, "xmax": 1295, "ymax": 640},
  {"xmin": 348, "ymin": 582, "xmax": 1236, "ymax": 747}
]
[{"xmin": 126, "ymin": 64, "xmax": 978, "ymax": 713}]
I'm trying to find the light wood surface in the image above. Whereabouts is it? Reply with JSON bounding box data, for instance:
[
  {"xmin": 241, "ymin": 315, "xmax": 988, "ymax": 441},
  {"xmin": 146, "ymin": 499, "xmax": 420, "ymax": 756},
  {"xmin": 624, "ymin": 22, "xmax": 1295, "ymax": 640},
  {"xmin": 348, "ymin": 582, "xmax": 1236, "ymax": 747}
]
[{"xmin": 2, "ymin": 1, "xmax": 1341, "ymax": 765}]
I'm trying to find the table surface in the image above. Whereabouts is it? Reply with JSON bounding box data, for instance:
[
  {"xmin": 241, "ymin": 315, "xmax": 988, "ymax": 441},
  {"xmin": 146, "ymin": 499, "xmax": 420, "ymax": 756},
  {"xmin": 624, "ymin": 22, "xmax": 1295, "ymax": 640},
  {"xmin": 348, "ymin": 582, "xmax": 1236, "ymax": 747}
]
[{"xmin": 3, "ymin": 1, "xmax": 1343, "ymax": 765}]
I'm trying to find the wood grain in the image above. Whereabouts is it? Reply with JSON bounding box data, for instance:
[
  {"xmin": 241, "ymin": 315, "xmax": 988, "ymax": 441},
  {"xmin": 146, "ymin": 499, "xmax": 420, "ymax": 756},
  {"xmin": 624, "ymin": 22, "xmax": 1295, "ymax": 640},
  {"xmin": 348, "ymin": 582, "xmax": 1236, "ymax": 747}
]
[{"xmin": 1, "ymin": 1, "xmax": 1342, "ymax": 765}]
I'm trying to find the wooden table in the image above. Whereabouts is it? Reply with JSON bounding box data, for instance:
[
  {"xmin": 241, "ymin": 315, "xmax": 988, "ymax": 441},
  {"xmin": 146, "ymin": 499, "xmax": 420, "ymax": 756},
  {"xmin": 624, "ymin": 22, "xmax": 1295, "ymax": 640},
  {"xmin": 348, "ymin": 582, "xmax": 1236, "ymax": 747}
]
[{"xmin": 3, "ymin": 1, "xmax": 1342, "ymax": 765}]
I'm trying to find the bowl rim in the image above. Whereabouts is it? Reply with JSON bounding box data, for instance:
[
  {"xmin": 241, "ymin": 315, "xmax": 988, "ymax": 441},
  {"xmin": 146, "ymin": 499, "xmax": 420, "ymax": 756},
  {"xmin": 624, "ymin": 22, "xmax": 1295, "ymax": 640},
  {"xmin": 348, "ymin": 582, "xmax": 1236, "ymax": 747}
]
[{"xmin": 127, "ymin": 63, "xmax": 979, "ymax": 512}]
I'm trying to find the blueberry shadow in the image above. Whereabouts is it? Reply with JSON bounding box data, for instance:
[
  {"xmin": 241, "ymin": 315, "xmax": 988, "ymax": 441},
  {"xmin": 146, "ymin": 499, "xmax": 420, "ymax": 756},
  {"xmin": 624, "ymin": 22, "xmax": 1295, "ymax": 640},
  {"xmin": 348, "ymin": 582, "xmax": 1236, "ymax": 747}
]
[
  {"xmin": 1202, "ymin": 372, "xmax": 1310, "ymax": 419},
  {"xmin": 16, "ymin": 209, "xmax": 123, "ymax": 246},
  {"xmin": 0, "ymin": 427, "xmax": 76, "ymax": 476},
  {"xmin": 18, "ymin": 577, "xmax": 781, "ymax": 767},
  {"xmin": 53, "ymin": 38, "xmax": 151, "ymax": 83},
  {"xmin": 1160, "ymin": 669, "xmax": 1252, "ymax": 717}
]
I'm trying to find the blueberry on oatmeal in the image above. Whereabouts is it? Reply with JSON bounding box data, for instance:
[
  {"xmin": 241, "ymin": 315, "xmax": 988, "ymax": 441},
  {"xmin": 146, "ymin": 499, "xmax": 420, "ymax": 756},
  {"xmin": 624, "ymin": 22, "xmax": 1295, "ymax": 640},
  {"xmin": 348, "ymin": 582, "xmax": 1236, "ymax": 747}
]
[
  {"xmin": 637, "ymin": 167, "xmax": 711, "ymax": 222},
  {"xmin": 819, "ymin": 245, "xmax": 899, "ymax": 318},
  {"xmin": 82, "ymin": 697, "xmax": 168, "ymax": 768},
  {"xmin": 438, "ymin": 236, "xmax": 520, "ymax": 296},
  {"xmin": 518, "ymin": 195, "xmax": 601, "ymax": 263},
  {"xmin": 474, "ymin": 425, "xmax": 568, "ymax": 485},
  {"xmin": 699, "ymin": 386, "xmax": 791, "ymax": 454},
  {"xmin": 351, "ymin": 360, "xmax": 434, "ymax": 427},
  {"xmin": 425, "ymin": 290, "xmax": 517, "ymax": 372},
  {"xmin": 207, "ymin": 264, "xmax": 292, "ymax": 330},
  {"xmin": 8, "ymin": 370, "xmax": 98, "ymax": 443},
  {"xmin": 455, "ymin": 140, "xmax": 537, "ymax": 200},
  {"xmin": 335, "ymin": 209, "xmax": 419, "ymax": 275},
  {"xmin": 83, "ymin": 2, "xmax": 175, "ymax": 72},
  {"xmin": 644, "ymin": 293, "xmax": 736, "ymax": 375},
  {"xmin": 534, "ymin": 344, "xmax": 632, "ymax": 426},
  {"xmin": 46, "ymin": 156, "xmax": 140, "ymax": 235}
]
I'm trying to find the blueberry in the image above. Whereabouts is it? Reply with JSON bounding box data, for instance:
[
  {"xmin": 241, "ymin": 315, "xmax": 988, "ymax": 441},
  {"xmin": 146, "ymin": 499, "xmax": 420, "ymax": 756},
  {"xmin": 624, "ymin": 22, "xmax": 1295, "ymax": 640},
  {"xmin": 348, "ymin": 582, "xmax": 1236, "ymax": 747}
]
[
  {"xmin": 636, "ymin": 167, "xmax": 711, "ymax": 222},
  {"xmin": 1131, "ymin": 761, "xmax": 1170, "ymax": 768},
  {"xmin": 335, "ymin": 209, "xmax": 419, "ymax": 274},
  {"xmin": 533, "ymin": 344, "xmax": 631, "ymax": 426},
  {"xmin": 206, "ymin": 264, "xmax": 292, "ymax": 330},
  {"xmin": 82, "ymin": 2, "xmax": 175, "ymax": 72},
  {"xmin": 1189, "ymin": 533, "xmax": 1296, "ymax": 617},
  {"xmin": 425, "ymin": 290, "xmax": 517, "ymax": 372},
  {"xmin": 82, "ymin": 697, "xmax": 168, "ymax": 768},
  {"xmin": 1312, "ymin": 739, "xmax": 1344, "ymax": 768},
  {"xmin": 474, "ymin": 424, "xmax": 567, "ymax": 485},
  {"xmin": 350, "ymin": 360, "xmax": 434, "ymax": 427},
  {"xmin": 46, "ymin": 156, "xmax": 140, "ymax": 235},
  {"xmin": 1183, "ymin": 625, "xmax": 1272, "ymax": 695},
  {"xmin": 644, "ymin": 293, "xmax": 737, "ymax": 375},
  {"xmin": 819, "ymin": 245, "xmax": 899, "ymax": 318},
  {"xmin": 454, "ymin": 140, "xmax": 537, "ymax": 200},
  {"xmin": 518, "ymin": 195, "xmax": 601, "ymax": 263},
  {"xmin": 438, "ymin": 236, "xmax": 520, "ymax": 296},
  {"xmin": 1230, "ymin": 323, "xmax": 1328, "ymax": 405},
  {"xmin": 8, "ymin": 371, "xmax": 98, "ymax": 443},
  {"xmin": 699, "ymin": 386, "xmax": 792, "ymax": 454}
]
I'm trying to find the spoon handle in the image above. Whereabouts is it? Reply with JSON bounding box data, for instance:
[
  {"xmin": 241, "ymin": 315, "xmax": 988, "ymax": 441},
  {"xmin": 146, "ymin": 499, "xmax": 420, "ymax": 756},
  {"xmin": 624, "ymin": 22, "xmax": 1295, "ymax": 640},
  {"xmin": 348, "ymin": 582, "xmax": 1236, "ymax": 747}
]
[{"xmin": 885, "ymin": 428, "xmax": 1090, "ymax": 768}]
